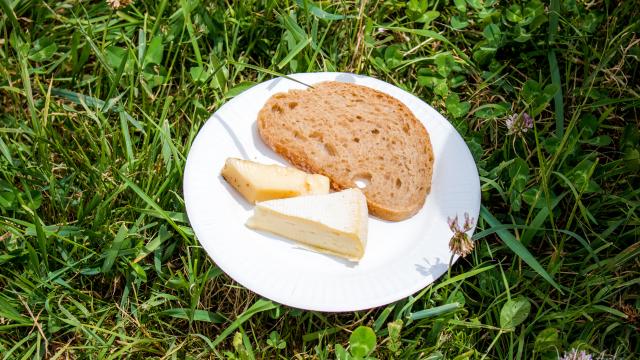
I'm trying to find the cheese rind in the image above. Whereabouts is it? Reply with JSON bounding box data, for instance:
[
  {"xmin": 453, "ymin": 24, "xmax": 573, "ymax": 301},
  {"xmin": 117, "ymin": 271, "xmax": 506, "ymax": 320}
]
[
  {"xmin": 246, "ymin": 188, "xmax": 368, "ymax": 261},
  {"xmin": 221, "ymin": 158, "xmax": 330, "ymax": 203}
]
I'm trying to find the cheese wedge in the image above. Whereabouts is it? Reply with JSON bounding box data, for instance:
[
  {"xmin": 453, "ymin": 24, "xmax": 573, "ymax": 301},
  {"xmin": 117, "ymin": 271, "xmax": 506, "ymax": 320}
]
[
  {"xmin": 246, "ymin": 188, "xmax": 368, "ymax": 261},
  {"xmin": 221, "ymin": 158, "xmax": 330, "ymax": 204}
]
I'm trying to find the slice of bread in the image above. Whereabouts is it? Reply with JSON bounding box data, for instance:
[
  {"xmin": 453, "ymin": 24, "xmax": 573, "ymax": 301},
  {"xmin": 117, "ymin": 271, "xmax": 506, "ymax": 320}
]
[{"xmin": 257, "ymin": 81, "xmax": 434, "ymax": 221}]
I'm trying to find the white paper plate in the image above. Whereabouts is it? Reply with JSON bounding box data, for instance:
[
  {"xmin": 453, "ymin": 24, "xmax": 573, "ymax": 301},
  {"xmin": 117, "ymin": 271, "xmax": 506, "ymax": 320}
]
[{"xmin": 184, "ymin": 72, "xmax": 480, "ymax": 312}]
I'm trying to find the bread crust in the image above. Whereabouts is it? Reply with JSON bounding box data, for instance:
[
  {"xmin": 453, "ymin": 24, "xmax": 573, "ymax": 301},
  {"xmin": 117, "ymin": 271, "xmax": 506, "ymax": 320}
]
[{"xmin": 257, "ymin": 81, "xmax": 434, "ymax": 221}]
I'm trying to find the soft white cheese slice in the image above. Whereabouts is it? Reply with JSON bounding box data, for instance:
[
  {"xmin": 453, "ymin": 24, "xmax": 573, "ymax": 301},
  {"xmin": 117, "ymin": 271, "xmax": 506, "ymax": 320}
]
[
  {"xmin": 221, "ymin": 158, "xmax": 330, "ymax": 204},
  {"xmin": 246, "ymin": 188, "xmax": 369, "ymax": 261}
]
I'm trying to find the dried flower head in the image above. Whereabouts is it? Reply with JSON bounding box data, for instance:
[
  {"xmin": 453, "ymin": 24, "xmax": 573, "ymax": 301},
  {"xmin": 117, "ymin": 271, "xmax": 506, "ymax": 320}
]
[
  {"xmin": 618, "ymin": 302, "xmax": 640, "ymax": 330},
  {"xmin": 506, "ymin": 112, "xmax": 534, "ymax": 136},
  {"xmin": 560, "ymin": 349, "xmax": 594, "ymax": 360},
  {"xmin": 448, "ymin": 212, "xmax": 475, "ymax": 257},
  {"xmin": 107, "ymin": 0, "xmax": 133, "ymax": 9}
]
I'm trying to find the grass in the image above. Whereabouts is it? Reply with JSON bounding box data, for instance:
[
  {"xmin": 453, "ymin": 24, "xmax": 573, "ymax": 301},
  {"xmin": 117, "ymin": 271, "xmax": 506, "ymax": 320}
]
[{"xmin": 0, "ymin": 0, "xmax": 638, "ymax": 358}]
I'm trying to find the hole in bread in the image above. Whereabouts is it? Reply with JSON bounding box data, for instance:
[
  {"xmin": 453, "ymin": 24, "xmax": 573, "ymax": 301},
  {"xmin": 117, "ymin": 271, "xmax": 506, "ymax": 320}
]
[
  {"xmin": 395, "ymin": 178, "xmax": 402, "ymax": 189},
  {"xmin": 353, "ymin": 137, "xmax": 360, "ymax": 143},
  {"xmin": 371, "ymin": 129, "xmax": 380, "ymax": 135},
  {"xmin": 403, "ymin": 124, "xmax": 410, "ymax": 133},
  {"xmin": 356, "ymin": 115, "xmax": 363, "ymax": 120},
  {"xmin": 293, "ymin": 130, "xmax": 304, "ymax": 139},
  {"xmin": 272, "ymin": 104, "xmax": 284, "ymax": 113},
  {"xmin": 288, "ymin": 102, "xmax": 298, "ymax": 109},
  {"xmin": 309, "ymin": 131, "xmax": 323, "ymax": 140},
  {"xmin": 353, "ymin": 172, "xmax": 372, "ymax": 189},
  {"xmin": 324, "ymin": 143, "xmax": 337, "ymax": 156}
]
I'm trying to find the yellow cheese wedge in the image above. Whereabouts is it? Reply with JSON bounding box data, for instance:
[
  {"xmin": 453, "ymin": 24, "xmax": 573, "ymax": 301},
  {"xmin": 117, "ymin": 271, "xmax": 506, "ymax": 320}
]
[
  {"xmin": 246, "ymin": 188, "xmax": 368, "ymax": 261},
  {"xmin": 221, "ymin": 158, "xmax": 330, "ymax": 204}
]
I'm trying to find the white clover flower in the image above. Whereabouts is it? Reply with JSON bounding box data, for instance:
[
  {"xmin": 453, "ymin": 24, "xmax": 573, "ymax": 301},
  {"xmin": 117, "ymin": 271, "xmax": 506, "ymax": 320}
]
[{"xmin": 506, "ymin": 112, "xmax": 534, "ymax": 136}]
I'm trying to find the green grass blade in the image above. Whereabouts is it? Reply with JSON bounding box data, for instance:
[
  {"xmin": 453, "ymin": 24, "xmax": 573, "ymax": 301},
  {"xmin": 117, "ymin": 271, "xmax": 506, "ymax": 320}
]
[
  {"xmin": 2, "ymin": 332, "xmax": 34, "ymax": 360},
  {"xmin": 120, "ymin": 174, "xmax": 189, "ymax": 240},
  {"xmin": 133, "ymin": 224, "xmax": 171, "ymax": 263},
  {"xmin": 548, "ymin": 0, "xmax": 563, "ymax": 136},
  {"xmin": 373, "ymin": 304, "xmax": 395, "ymax": 332},
  {"xmin": 77, "ymin": 26, "xmax": 115, "ymax": 80},
  {"xmin": 277, "ymin": 37, "xmax": 312, "ymax": 70},
  {"xmin": 295, "ymin": 0, "xmax": 352, "ymax": 20},
  {"xmin": 137, "ymin": 28, "xmax": 146, "ymax": 67},
  {"xmin": 156, "ymin": 308, "xmax": 226, "ymax": 323},
  {"xmin": 0, "ymin": 0, "xmax": 22, "ymax": 40},
  {"xmin": 150, "ymin": 0, "xmax": 169, "ymax": 36},
  {"xmin": 556, "ymin": 229, "xmax": 600, "ymax": 265},
  {"xmin": 105, "ymin": 51, "xmax": 129, "ymax": 104},
  {"xmin": 0, "ymin": 297, "xmax": 31, "ymax": 324},
  {"xmin": 548, "ymin": 50, "xmax": 564, "ymax": 137},
  {"xmin": 548, "ymin": 0, "xmax": 560, "ymax": 43},
  {"xmin": 302, "ymin": 327, "xmax": 341, "ymax": 343},
  {"xmin": 13, "ymin": 34, "xmax": 39, "ymax": 136},
  {"xmin": 32, "ymin": 212, "xmax": 48, "ymax": 273},
  {"xmin": 180, "ymin": 0, "xmax": 202, "ymax": 66},
  {"xmin": 211, "ymin": 299, "xmax": 277, "ymax": 348},
  {"xmin": 241, "ymin": 331, "xmax": 256, "ymax": 359},
  {"xmin": 119, "ymin": 111, "xmax": 134, "ymax": 165},
  {"xmin": 228, "ymin": 61, "xmax": 315, "ymax": 88},
  {"xmin": 277, "ymin": 12, "xmax": 308, "ymax": 43},
  {"xmin": 101, "ymin": 224, "xmax": 128, "ymax": 273},
  {"xmin": 190, "ymin": 333, "xmax": 218, "ymax": 353},
  {"xmin": 434, "ymin": 265, "xmax": 496, "ymax": 291},
  {"xmin": 134, "ymin": 209, "xmax": 188, "ymax": 223},
  {"xmin": 51, "ymin": 88, "xmax": 106, "ymax": 109},
  {"xmin": 379, "ymin": 25, "xmax": 476, "ymax": 68},
  {"xmin": 408, "ymin": 303, "xmax": 463, "ymax": 321},
  {"xmin": 480, "ymin": 206, "xmax": 564, "ymax": 293},
  {"xmin": 0, "ymin": 136, "xmax": 13, "ymax": 164},
  {"xmin": 520, "ymin": 191, "xmax": 567, "ymax": 245}
]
